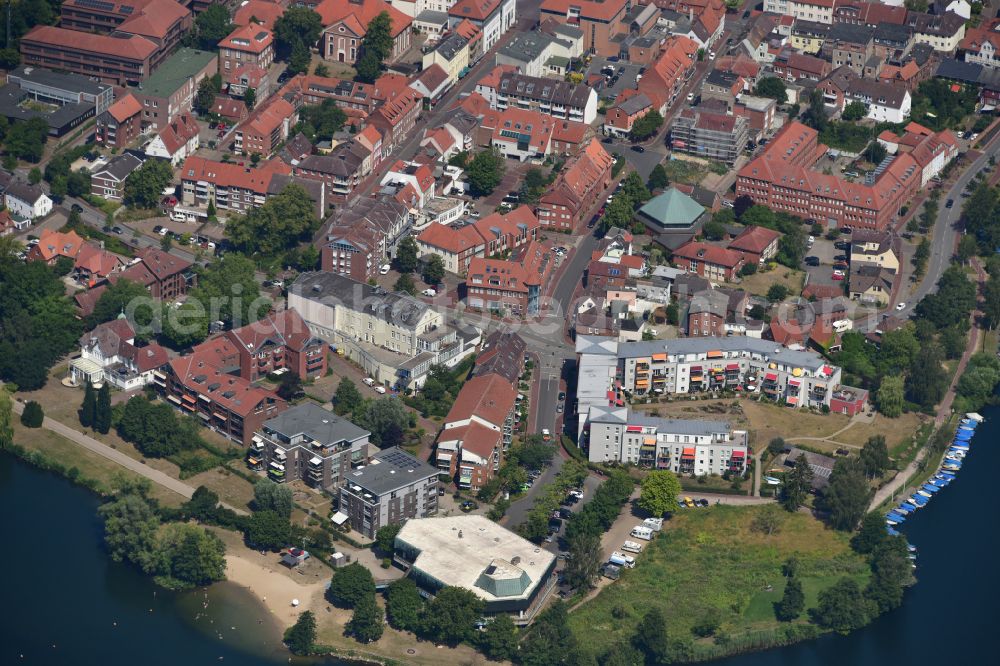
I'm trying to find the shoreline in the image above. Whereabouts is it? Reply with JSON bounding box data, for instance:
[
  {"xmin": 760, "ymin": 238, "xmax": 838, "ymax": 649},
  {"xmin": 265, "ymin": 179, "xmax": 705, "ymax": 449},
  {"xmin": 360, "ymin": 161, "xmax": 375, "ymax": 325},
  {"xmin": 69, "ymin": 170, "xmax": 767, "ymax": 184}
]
[{"xmin": 222, "ymin": 551, "xmax": 329, "ymax": 632}]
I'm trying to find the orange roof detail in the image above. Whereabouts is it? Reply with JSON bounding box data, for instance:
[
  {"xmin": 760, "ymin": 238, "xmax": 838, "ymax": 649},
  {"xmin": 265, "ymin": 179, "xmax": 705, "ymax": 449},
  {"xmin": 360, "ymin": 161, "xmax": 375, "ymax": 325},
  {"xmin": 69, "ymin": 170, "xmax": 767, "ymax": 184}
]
[
  {"xmin": 234, "ymin": 0, "xmax": 286, "ymax": 29},
  {"xmin": 108, "ymin": 94, "xmax": 142, "ymax": 123},
  {"xmin": 540, "ymin": 0, "xmax": 628, "ymax": 22},
  {"xmin": 316, "ymin": 0, "xmax": 411, "ymax": 38},
  {"xmin": 219, "ymin": 24, "xmax": 274, "ymax": 54},
  {"xmin": 22, "ymin": 25, "xmax": 157, "ymax": 60}
]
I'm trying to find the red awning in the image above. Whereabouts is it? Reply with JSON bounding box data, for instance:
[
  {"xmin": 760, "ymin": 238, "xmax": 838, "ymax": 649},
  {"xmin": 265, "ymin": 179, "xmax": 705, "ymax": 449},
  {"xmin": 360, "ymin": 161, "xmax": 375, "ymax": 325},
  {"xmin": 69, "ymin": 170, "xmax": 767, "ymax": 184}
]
[
  {"xmin": 690, "ymin": 365, "xmax": 702, "ymax": 371},
  {"xmin": 607, "ymin": 390, "xmax": 616, "ymax": 401},
  {"xmin": 626, "ymin": 425, "xmax": 642, "ymax": 433},
  {"xmin": 731, "ymin": 451, "xmax": 745, "ymax": 458},
  {"xmin": 726, "ymin": 363, "xmax": 740, "ymax": 370},
  {"xmin": 787, "ymin": 397, "xmax": 798, "ymax": 405},
  {"xmin": 764, "ymin": 372, "xmax": 778, "ymax": 381},
  {"xmin": 682, "ymin": 448, "xmax": 695, "ymax": 458},
  {"xmin": 788, "ymin": 379, "xmax": 800, "ymax": 386}
]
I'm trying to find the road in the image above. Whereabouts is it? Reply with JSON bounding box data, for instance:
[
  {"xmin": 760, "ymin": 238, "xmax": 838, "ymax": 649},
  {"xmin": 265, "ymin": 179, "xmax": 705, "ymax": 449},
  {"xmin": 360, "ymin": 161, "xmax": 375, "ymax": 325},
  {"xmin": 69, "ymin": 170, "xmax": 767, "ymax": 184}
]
[{"xmin": 9, "ymin": 398, "xmax": 248, "ymax": 515}]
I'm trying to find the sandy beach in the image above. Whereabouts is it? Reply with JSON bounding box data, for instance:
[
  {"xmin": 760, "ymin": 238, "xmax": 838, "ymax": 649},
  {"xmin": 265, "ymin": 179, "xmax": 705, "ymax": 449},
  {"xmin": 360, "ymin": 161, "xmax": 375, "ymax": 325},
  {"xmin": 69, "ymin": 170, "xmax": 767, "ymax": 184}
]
[{"xmin": 223, "ymin": 552, "xmax": 328, "ymax": 629}]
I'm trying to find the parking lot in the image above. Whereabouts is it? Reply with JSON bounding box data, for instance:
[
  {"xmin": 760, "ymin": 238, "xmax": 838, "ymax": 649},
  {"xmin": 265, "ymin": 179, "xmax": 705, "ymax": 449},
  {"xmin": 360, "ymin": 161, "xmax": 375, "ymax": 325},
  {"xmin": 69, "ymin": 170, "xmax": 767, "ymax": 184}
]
[
  {"xmin": 586, "ymin": 57, "xmax": 643, "ymax": 102},
  {"xmin": 803, "ymin": 233, "xmax": 850, "ymax": 290}
]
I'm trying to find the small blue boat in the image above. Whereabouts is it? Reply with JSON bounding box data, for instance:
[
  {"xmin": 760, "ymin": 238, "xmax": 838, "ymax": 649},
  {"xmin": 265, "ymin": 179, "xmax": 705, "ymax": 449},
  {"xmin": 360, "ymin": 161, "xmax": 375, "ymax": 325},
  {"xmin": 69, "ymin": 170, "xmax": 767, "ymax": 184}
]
[
  {"xmin": 910, "ymin": 495, "xmax": 928, "ymax": 506},
  {"xmin": 887, "ymin": 528, "xmax": 901, "ymax": 537},
  {"xmin": 922, "ymin": 484, "xmax": 940, "ymax": 494},
  {"xmin": 929, "ymin": 479, "xmax": 948, "ymax": 488},
  {"xmin": 887, "ymin": 513, "xmax": 907, "ymax": 523},
  {"xmin": 901, "ymin": 501, "xmax": 919, "ymax": 511},
  {"xmin": 938, "ymin": 470, "xmax": 956, "ymax": 478},
  {"xmin": 894, "ymin": 505, "xmax": 910, "ymax": 515}
]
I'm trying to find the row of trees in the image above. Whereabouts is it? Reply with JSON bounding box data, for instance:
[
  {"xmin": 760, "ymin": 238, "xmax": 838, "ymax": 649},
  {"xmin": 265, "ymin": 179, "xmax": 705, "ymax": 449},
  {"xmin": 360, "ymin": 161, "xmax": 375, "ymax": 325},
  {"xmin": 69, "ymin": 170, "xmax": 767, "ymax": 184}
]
[
  {"xmin": 225, "ymin": 184, "xmax": 321, "ymax": 262},
  {"xmin": 114, "ymin": 395, "xmax": 209, "ymax": 458},
  {"xmin": 561, "ymin": 470, "xmax": 636, "ymax": 590},
  {"xmin": 79, "ymin": 381, "xmax": 112, "ymax": 434}
]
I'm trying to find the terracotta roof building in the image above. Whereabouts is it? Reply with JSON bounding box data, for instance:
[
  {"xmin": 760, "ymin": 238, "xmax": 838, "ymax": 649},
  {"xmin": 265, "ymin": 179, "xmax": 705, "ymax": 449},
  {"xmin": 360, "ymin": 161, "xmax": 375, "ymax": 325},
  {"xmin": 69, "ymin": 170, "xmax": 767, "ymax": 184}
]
[
  {"xmin": 96, "ymin": 94, "xmax": 143, "ymax": 148},
  {"xmin": 466, "ymin": 241, "xmax": 554, "ymax": 317},
  {"xmin": 670, "ymin": 106, "xmax": 750, "ymax": 164},
  {"xmin": 536, "ymin": 138, "xmax": 613, "ymax": 231},
  {"xmin": 416, "ymin": 205, "xmax": 540, "ymax": 274},
  {"xmin": 223, "ymin": 309, "xmax": 328, "ymax": 381},
  {"xmin": 540, "ymin": 0, "xmax": 629, "ymax": 56},
  {"xmin": 107, "ymin": 247, "xmax": 195, "ymax": 301},
  {"xmin": 727, "ymin": 225, "xmax": 782, "ymax": 264},
  {"xmin": 318, "ymin": 0, "xmax": 413, "ymax": 64},
  {"xmin": 180, "ymin": 156, "xmax": 293, "ymax": 214},
  {"xmin": 234, "ymin": 97, "xmax": 297, "ymax": 157},
  {"xmin": 671, "ymin": 241, "xmax": 745, "ymax": 282}
]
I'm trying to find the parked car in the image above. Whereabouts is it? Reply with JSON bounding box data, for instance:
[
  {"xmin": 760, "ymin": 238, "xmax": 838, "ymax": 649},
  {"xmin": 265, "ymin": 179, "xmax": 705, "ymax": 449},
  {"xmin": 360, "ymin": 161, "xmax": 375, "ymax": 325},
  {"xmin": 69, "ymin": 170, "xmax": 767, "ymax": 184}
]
[
  {"xmin": 71, "ymin": 203, "xmax": 83, "ymax": 213},
  {"xmin": 834, "ymin": 254, "xmax": 848, "ymax": 262},
  {"xmin": 896, "ymin": 302, "xmax": 907, "ymax": 311},
  {"xmin": 112, "ymin": 226, "xmax": 124, "ymax": 235},
  {"xmin": 832, "ymin": 272, "xmax": 845, "ymax": 281},
  {"xmin": 558, "ymin": 391, "xmax": 566, "ymax": 401},
  {"xmin": 541, "ymin": 428, "xmax": 551, "ymax": 441},
  {"xmin": 804, "ymin": 256, "xmax": 820, "ymax": 267},
  {"xmin": 153, "ymin": 225, "xmax": 163, "ymax": 234},
  {"xmin": 946, "ymin": 199, "xmax": 954, "ymax": 208},
  {"xmin": 379, "ymin": 264, "xmax": 390, "ymax": 275},
  {"xmin": 602, "ymin": 136, "xmax": 614, "ymax": 144},
  {"xmin": 421, "ymin": 288, "xmax": 436, "ymax": 297},
  {"xmin": 630, "ymin": 145, "xmax": 645, "ymax": 153},
  {"xmin": 374, "ymin": 386, "xmax": 387, "ymax": 394}
]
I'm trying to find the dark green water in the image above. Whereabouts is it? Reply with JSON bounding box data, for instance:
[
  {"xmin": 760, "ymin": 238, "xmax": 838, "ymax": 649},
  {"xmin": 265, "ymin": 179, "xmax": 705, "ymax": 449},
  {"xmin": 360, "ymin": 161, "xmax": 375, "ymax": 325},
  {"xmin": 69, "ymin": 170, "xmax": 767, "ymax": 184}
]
[{"xmin": 1, "ymin": 408, "xmax": 995, "ymax": 665}]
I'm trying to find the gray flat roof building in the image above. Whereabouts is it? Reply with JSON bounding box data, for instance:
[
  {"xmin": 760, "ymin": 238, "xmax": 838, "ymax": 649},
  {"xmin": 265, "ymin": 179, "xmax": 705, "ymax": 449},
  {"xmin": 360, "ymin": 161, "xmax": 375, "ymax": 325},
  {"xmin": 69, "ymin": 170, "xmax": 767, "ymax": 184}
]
[{"xmin": 339, "ymin": 447, "xmax": 440, "ymax": 538}]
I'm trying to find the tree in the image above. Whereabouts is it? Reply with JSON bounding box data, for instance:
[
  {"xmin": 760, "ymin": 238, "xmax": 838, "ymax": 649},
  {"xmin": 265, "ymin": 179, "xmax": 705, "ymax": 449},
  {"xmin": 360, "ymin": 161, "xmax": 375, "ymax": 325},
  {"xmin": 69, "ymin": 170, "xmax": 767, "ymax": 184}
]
[
  {"xmin": 811, "ymin": 578, "xmax": 872, "ymax": 634},
  {"xmin": 875, "ymin": 375, "xmax": 904, "ymax": 418},
  {"xmin": 124, "ymin": 159, "xmax": 173, "ymax": 208},
  {"xmin": 327, "ymin": 562, "xmax": 376, "ymax": 608},
  {"xmin": 865, "ymin": 536, "xmax": 912, "ymax": 613},
  {"xmin": 957, "ymin": 234, "xmax": 978, "ymax": 263},
  {"xmin": 621, "ymin": 170, "xmax": 651, "ymax": 206},
  {"xmin": 156, "ymin": 523, "xmax": 227, "ymax": 589},
  {"xmin": 20, "ymin": 400, "xmax": 43, "ymax": 428},
  {"xmin": 184, "ymin": 485, "xmax": 221, "ymax": 522},
  {"xmin": 355, "ymin": 398, "xmax": 410, "ymax": 447},
  {"xmin": 802, "ymin": 89, "xmax": 828, "ymax": 132},
  {"xmin": 863, "ymin": 140, "xmax": 887, "ymax": 165},
  {"xmin": 347, "ymin": 593, "xmax": 384, "ymax": 642},
  {"xmin": 767, "ymin": 437, "xmax": 786, "ymax": 457},
  {"xmin": 314, "ymin": 62, "xmax": 330, "ymax": 77},
  {"xmin": 253, "ymin": 479, "xmax": 294, "ymax": 518},
  {"xmin": 767, "ymin": 284, "xmax": 789, "ymax": 302},
  {"xmin": 859, "ymin": 435, "xmax": 889, "ymax": 478},
  {"xmin": 284, "ymin": 610, "xmax": 317, "ymax": 655},
  {"xmin": 273, "ymin": 7, "xmax": 323, "ymax": 60},
  {"xmin": 395, "ymin": 236, "xmax": 418, "ymax": 273},
  {"xmin": 638, "ymin": 470, "xmax": 681, "ymax": 516},
  {"xmin": 0, "ymin": 388, "xmax": 13, "ymax": 449},
  {"xmin": 355, "ymin": 11, "xmax": 393, "ymax": 83},
  {"xmin": 467, "ymin": 149, "xmax": 506, "ymax": 196},
  {"xmin": 194, "ymin": 4, "xmax": 233, "ymax": 50},
  {"xmin": 781, "ymin": 453, "xmax": 813, "ymax": 512},
  {"xmin": 633, "ymin": 607, "xmax": 669, "ymax": 664},
  {"xmin": 187, "ymin": 253, "xmax": 265, "ymax": 329},
  {"xmin": 195, "ymin": 76, "xmax": 219, "ymax": 115},
  {"xmin": 28, "ymin": 167, "xmax": 41, "ymax": 184},
  {"xmin": 161, "ymin": 301, "xmax": 209, "ymax": 349},
  {"xmin": 80, "ymin": 381, "xmax": 96, "ymax": 428},
  {"xmin": 243, "ymin": 87, "xmax": 256, "ymax": 110},
  {"xmin": 297, "ymin": 100, "xmax": 348, "ymax": 142},
  {"xmin": 648, "ymin": 163, "xmax": 669, "ymax": 191},
  {"xmin": 851, "ymin": 511, "xmax": 889, "ymax": 555},
  {"xmin": 520, "ymin": 601, "xmax": 577, "ymax": 666},
  {"xmin": 87, "ymin": 279, "xmax": 154, "ymax": 329},
  {"xmin": 563, "ymin": 531, "xmax": 601, "ymax": 590},
  {"xmin": 226, "ymin": 184, "xmax": 319, "ymax": 258},
  {"xmin": 842, "ymin": 101, "xmax": 868, "ymax": 122},
  {"xmin": 702, "ymin": 219, "xmax": 726, "ymax": 241},
  {"xmin": 334, "ymin": 378, "xmax": 363, "ymax": 415},
  {"xmin": 602, "ymin": 641, "xmax": 645, "ymax": 666},
  {"xmin": 4, "ymin": 116, "xmax": 48, "ymax": 162},
  {"xmin": 750, "ymin": 505, "xmax": 783, "ymax": 536},
  {"xmin": 775, "ymin": 577, "xmax": 805, "ymax": 621},
  {"xmin": 691, "ymin": 607, "xmax": 721, "ymax": 637},
  {"xmin": 819, "ymin": 460, "xmax": 871, "ymax": 531},
  {"xmin": 423, "ymin": 586, "xmax": 485, "ymax": 645},
  {"xmin": 479, "ymin": 614, "xmax": 518, "ymax": 661},
  {"xmin": 275, "ymin": 373, "xmax": 304, "ymax": 401},
  {"xmin": 385, "ymin": 578, "xmax": 422, "ymax": 632},
  {"xmin": 904, "ymin": 0, "xmax": 929, "ymax": 11},
  {"xmin": 288, "ymin": 38, "xmax": 311, "ymax": 75},
  {"xmin": 629, "ymin": 110, "xmax": 664, "ymax": 140},
  {"xmin": 98, "ymin": 490, "xmax": 161, "ymax": 574},
  {"xmin": 394, "ymin": 273, "xmax": 416, "ymax": 294},
  {"xmin": 244, "ymin": 510, "xmax": 290, "ymax": 551},
  {"xmin": 94, "ymin": 383, "xmax": 112, "ymax": 434},
  {"xmin": 906, "ymin": 342, "xmax": 947, "ymax": 410},
  {"xmin": 0, "ymin": 48, "xmax": 20, "ymax": 70},
  {"xmin": 422, "ymin": 254, "xmax": 445, "ymax": 286},
  {"xmin": 754, "ymin": 76, "xmax": 787, "ymax": 101},
  {"xmin": 375, "ymin": 523, "xmax": 401, "ymax": 555}
]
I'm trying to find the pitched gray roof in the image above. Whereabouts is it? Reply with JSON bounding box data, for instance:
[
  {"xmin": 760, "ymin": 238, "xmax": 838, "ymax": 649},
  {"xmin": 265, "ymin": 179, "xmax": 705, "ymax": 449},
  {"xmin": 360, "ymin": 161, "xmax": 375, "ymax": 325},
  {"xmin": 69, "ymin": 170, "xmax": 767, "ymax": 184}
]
[
  {"xmin": 262, "ymin": 403, "xmax": 369, "ymax": 446},
  {"xmin": 347, "ymin": 447, "xmax": 438, "ymax": 495},
  {"xmin": 292, "ymin": 271, "xmax": 432, "ymax": 330}
]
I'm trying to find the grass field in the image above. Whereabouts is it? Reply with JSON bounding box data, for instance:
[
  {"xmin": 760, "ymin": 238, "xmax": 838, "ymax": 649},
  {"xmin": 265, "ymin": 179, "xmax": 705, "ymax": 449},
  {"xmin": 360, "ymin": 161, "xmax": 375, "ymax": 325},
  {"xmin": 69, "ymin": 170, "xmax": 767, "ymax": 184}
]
[
  {"xmin": 739, "ymin": 267, "xmax": 805, "ymax": 298},
  {"xmin": 566, "ymin": 505, "xmax": 869, "ymax": 661},
  {"xmin": 12, "ymin": 421, "xmax": 186, "ymax": 507},
  {"xmin": 835, "ymin": 412, "xmax": 927, "ymax": 451},
  {"xmin": 740, "ymin": 400, "xmax": 849, "ymax": 445}
]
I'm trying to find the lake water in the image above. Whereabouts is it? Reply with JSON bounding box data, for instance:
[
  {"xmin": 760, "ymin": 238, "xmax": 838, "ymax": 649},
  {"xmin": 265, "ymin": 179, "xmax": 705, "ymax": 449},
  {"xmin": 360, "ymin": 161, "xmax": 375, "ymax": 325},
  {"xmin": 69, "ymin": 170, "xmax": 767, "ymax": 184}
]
[{"xmin": 2, "ymin": 408, "xmax": 995, "ymax": 665}]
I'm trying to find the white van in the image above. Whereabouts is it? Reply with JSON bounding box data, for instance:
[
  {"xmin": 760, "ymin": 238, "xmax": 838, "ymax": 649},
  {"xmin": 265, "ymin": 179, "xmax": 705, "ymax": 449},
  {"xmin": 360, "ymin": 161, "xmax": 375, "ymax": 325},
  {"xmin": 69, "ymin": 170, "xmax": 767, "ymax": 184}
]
[
  {"xmin": 630, "ymin": 526, "xmax": 654, "ymax": 541},
  {"xmin": 609, "ymin": 552, "xmax": 635, "ymax": 568},
  {"xmin": 643, "ymin": 517, "xmax": 664, "ymax": 532},
  {"xmin": 374, "ymin": 386, "xmax": 387, "ymax": 394},
  {"xmin": 621, "ymin": 540, "xmax": 643, "ymax": 554},
  {"xmin": 362, "ymin": 377, "xmax": 376, "ymax": 386}
]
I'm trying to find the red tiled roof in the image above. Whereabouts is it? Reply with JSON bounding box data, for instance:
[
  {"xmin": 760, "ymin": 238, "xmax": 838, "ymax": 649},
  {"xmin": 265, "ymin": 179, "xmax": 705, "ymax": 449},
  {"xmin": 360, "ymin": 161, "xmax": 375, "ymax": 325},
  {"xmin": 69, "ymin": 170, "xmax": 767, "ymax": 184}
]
[
  {"xmin": 168, "ymin": 354, "xmax": 285, "ymax": 418},
  {"xmin": 157, "ymin": 112, "xmax": 199, "ymax": 155},
  {"xmin": 728, "ymin": 225, "xmax": 781, "ymax": 254},
  {"xmin": 74, "ymin": 243, "xmax": 126, "ymax": 279},
  {"xmin": 226, "ymin": 309, "xmax": 317, "ymax": 354},
  {"xmin": 449, "ymin": 0, "xmax": 502, "ymax": 21},
  {"xmin": 180, "ymin": 155, "xmax": 292, "ymax": 192},
  {"xmin": 454, "ymin": 18, "xmax": 481, "ymax": 41},
  {"xmin": 241, "ymin": 97, "xmax": 295, "ymax": 138},
  {"xmin": 234, "ymin": 0, "xmax": 286, "ymax": 29},
  {"xmin": 540, "ymin": 0, "xmax": 628, "ymax": 21},
  {"xmin": 117, "ymin": 0, "xmax": 190, "ymax": 41},
  {"xmin": 316, "ymin": 0, "xmax": 411, "ymax": 38},
  {"xmin": 418, "ymin": 222, "xmax": 486, "ymax": 254},
  {"xmin": 445, "ymin": 373, "xmax": 517, "ymax": 427},
  {"xmin": 108, "ymin": 94, "xmax": 142, "ymax": 123},
  {"xmin": 22, "ymin": 25, "xmax": 158, "ymax": 60},
  {"xmin": 673, "ymin": 241, "xmax": 745, "ymax": 268},
  {"xmin": 29, "ymin": 228, "xmax": 84, "ymax": 262}
]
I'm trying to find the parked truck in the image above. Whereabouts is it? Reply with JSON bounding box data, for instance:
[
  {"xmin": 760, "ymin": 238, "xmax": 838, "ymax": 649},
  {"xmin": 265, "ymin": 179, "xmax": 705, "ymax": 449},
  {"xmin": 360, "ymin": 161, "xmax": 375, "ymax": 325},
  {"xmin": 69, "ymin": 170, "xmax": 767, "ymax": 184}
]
[
  {"xmin": 609, "ymin": 552, "xmax": 635, "ymax": 568},
  {"xmin": 621, "ymin": 540, "xmax": 643, "ymax": 554},
  {"xmin": 630, "ymin": 526, "xmax": 654, "ymax": 541}
]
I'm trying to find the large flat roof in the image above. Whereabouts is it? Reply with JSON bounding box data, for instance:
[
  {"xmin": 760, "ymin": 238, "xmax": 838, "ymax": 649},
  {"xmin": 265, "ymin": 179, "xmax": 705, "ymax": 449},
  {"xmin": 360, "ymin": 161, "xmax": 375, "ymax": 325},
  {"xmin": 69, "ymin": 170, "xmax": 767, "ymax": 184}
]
[
  {"xmin": 262, "ymin": 402, "xmax": 369, "ymax": 446},
  {"xmin": 347, "ymin": 447, "xmax": 438, "ymax": 496},
  {"xmin": 138, "ymin": 47, "xmax": 215, "ymax": 98},
  {"xmin": 396, "ymin": 515, "xmax": 555, "ymax": 602}
]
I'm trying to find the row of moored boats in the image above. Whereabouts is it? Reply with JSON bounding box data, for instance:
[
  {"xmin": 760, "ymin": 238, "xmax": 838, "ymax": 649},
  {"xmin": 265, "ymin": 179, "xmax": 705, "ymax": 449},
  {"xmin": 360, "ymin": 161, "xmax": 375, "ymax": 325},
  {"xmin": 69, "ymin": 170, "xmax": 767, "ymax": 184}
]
[{"xmin": 885, "ymin": 414, "xmax": 983, "ymax": 544}]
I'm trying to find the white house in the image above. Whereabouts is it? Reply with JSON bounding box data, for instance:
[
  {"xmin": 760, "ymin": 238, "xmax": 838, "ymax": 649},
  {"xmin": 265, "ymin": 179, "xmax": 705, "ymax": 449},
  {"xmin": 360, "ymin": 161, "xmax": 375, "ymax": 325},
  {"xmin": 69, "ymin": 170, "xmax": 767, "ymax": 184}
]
[
  {"xmin": 946, "ymin": 0, "xmax": 972, "ymax": 20},
  {"xmin": 69, "ymin": 318, "xmax": 169, "ymax": 391},
  {"xmin": 448, "ymin": 0, "xmax": 515, "ymax": 52},
  {"xmin": 4, "ymin": 181, "xmax": 52, "ymax": 220},
  {"xmin": 144, "ymin": 113, "xmax": 200, "ymax": 166}
]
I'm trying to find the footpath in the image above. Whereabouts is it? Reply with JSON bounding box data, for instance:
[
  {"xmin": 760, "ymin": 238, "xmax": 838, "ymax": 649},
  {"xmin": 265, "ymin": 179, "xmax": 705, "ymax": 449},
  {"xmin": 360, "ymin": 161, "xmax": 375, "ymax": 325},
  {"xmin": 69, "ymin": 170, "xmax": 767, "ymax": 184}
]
[
  {"xmin": 10, "ymin": 399, "xmax": 248, "ymax": 515},
  {"xmin": 868, "ymin": 257, "xmax": 987, "ymax": 511}
]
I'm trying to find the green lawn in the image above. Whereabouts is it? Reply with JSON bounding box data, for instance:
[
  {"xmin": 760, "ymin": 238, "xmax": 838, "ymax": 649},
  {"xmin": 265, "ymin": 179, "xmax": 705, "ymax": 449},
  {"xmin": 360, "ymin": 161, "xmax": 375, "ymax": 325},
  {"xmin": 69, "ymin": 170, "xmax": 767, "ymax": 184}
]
[{"xmin": 567, "ymin": 505, "xmax": 869, "ymax": 661}]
